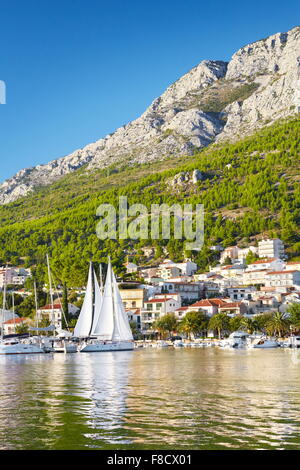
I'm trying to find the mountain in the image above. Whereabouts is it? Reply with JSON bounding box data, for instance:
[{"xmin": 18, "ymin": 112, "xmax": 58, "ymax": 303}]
[
  {"xmin": 0, "ymin": 115, "xmax": 299, "ymax": 286},
  {"xmin": 1, "ymin": 26, "xmax": 300, "ymax": 205}
]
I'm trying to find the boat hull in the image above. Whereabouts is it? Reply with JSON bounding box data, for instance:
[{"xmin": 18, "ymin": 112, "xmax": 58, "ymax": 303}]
[
  {"xmin": 79, "ymin": 341, "xmax": 134, "ymax": 352},
  {"xmin": 252, "ymin": 341, "xmax": 279, "ymax": 349},
  {"xmin": 0, "ymin": 343, "xmax": 45, "ymax": 355}
]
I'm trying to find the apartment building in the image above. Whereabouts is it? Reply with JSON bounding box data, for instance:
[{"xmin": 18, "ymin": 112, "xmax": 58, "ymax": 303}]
[
  {"xmin": 265, "ymin": 270, "xmax": 300, "ymax": 288},
  {"xmin": 141, "ymin": 297, "xmax": 181, "ymax": 332},
  {"xmin": 258, "ymin": 239, "xmax": 285, "ymax": 259},
  {"xmin": 119, "ymin": 288, "xmax": 146, "ymax": 309}
]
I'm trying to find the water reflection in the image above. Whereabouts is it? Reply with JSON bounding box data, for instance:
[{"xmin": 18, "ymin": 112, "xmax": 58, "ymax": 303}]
[{"xmin": 0, "ymin": 349, "xmax": 299, "ymax": 449}]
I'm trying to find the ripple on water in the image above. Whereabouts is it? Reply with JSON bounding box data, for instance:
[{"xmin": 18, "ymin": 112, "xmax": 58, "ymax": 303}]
[{"xmin": 0, "ymin": 349, "xmax": 300, "ymax": 449}]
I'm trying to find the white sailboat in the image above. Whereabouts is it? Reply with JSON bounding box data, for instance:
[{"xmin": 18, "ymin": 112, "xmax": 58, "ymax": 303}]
[
  {"xmin": 75, "ymin": 260, "xmax": 134, "ymax": 352},
  {"xmin": 0, "ymin": 269, "xmax": 45, "ymax": 355}
]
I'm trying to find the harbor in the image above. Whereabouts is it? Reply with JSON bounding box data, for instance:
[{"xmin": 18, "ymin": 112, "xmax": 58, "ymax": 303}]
[{"xmin": 0, "ymin": 347, "xmax": 300, "ymax": 450}]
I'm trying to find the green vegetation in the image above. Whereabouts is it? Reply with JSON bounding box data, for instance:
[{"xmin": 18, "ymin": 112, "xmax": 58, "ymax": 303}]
[
  {"xmin": 200, "ymin": 82, "xmax": 260, "ymax": 113},
  {"xmin": 0, "ymin": 116, "xmax": 299, "ymax": 285}
]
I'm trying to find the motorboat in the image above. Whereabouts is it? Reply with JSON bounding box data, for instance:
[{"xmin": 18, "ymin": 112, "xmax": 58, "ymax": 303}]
[
  {"xmin": 219, "ymin": 331, "xmax": 249, "ymax": 349},
  {"xmin": 249, "ymin": 335, "xmax": 280, "ymax": 349}
]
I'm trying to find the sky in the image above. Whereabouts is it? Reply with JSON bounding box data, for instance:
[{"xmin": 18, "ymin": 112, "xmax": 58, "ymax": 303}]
[{"xmin": 0, "ymin": 0, "xmax": 299, "ymax": 182}]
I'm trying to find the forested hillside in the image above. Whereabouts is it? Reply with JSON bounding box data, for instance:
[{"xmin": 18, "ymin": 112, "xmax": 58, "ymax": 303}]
[{"xmin": 0, "ymin": 116, "xmax": 299, "ymax": 286}]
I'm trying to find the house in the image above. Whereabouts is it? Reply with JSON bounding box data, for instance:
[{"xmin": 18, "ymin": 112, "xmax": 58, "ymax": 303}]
[
  {"xmin": 125, "ymin": 262, "xmax": 138, "ymax": 274},
  {"xmin": 187, "ymin": 298, "xmax": 225, "ymax": 316},
  {"xmin": 158, "ymin": 281, "xmax": 203, "ymax": 303},
  {"xmin": 37, "ymin": 303, "xmax": 63, "ymax": 329},
  {"xmin": 237, "ymin": 246, "xmax": 258, "ymax": 262},
  {"xmin": 187, "ymin": 298, "xmax": 247, "ymax": 317},
  {"xmin": 174, "ymin": 306, "xmax": 189, "ymax": 320},
  {"xmin": 157, "ymin": 265, "xmax": 182, "ymax": 280},
  {"xmin": 125, "ymin": 308, "xmax": 141, "ymax": 330},
  {"xmin": 226, "ymin": 286, "xmax": 257, "ymax": 301},
  {"xmin": 158, "ymin": 259, "xmax": 197, "ymax": 277},
  {"xmin": 220, "ymin": 246, "xmax": 239, "ymax": 263},
  {"xmin": 2, "ymin": 317, "xmax": 30, "ymax": 335},
  {"xmin": 220, "ymin": 264, "xmax": 246, "ymax": 278}
]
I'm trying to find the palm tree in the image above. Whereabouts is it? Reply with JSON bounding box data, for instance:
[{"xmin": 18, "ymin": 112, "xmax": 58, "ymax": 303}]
[
  {"xmin": 208, "ymin": 313, "xmax": 230, "ymax": 339},
  {"xmin": 153, "ymin": 313, "xmax": 178, "ymax": 339},
  {"xmin": 240, "ymin": 317, "xmax": 258, "ymax": 334},
  {"xmin": 179, "ymin": 311, "xmax": 209, "ymax": 339},
  {"xmin": 266, "ymin": 312, "xmax": 290, "ymax": 338},
  {"xmin": 287, "ymin": 303, "xmax": 300, "ymax": 331}
]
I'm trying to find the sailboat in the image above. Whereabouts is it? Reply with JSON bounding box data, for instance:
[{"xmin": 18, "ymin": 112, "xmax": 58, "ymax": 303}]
[
  {"xmin": 75, "ymin": 260, "xmax": 134, "ymax": 352},
  {"xmin": 0, "ymin": 269, "xmax": 45, "ymax": 355}
]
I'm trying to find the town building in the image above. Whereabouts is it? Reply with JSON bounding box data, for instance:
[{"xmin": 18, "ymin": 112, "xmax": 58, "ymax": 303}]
[
  {"xmin": 220, "ymin": 246, "xmax": 239, "ymax": 264},
  {"xmin": 119, "ymin": 287, "xmax": 146, "ymax": 309},
  {"xmin": 226, "ymin": 286, "xmax": 256, "ymax": 301},
  {"xmin": 258, "ymin": 238, "xmax": 285, "ymax": 259},
  {"xmin": 2, "ymin": 317, "xmax": 30, "ymax": 335},
  {"xmin": 265, "ymin": 270, "xmax": 300, "ymax": 288},
  {"xmin": 141, "ymin": 297, "xmax": 181, "ymax": 333},
  {"xmin": 245, "ymin": 258, "xmax": 285, "ymax": 272}
]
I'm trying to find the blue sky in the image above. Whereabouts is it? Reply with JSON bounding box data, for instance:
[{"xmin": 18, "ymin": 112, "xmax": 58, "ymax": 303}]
[{"xmin": 0, "ymin": 0, "xmax": 299, "ymax": 182}]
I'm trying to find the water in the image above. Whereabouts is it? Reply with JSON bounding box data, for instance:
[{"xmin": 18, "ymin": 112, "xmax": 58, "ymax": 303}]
[{"xmin": 0, "ymin": 348, "xmax": 300, "ymax": 450}]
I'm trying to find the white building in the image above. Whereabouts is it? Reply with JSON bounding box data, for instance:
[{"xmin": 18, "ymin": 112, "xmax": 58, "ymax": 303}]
[
  {"xmin": 258, "ymin": 239, "xmax": 285, "ymax": 259},
  {"xmin": 246, "ymin": 258, "xmax": 285, "ymax": 272},
  {"xmin": 265, "ymin": 270, "xmax": 300, "ymax": 289},
  {"xmin": 141, "ymin": 297, "xmax": 180, "ymax": 332},
  {"xmin": 158, "ymin": 259, "xmax": 197, "ymax": 277},
  {"xmin": 237, "ymin": 246, "xmax": 259, "ymax": 262},
  {"xmin": 226, "ymin": 286, "xmax": 257, "ymax": 301},
  {"xmin": 220, "ymin": 246, "xmax": 239, "ymax": 264},
  {"xmin": 158, "ymin": 281, "xmax": 202, "ymax": 303},
  {"xmin": 0, "ymin": 266, "xmax": 31, "ymax": 288}
]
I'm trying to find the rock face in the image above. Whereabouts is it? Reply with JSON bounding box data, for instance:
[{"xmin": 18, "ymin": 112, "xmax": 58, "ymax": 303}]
[{"xmin": 1, "ymin": 26, "xmax": 300, "ymax": 204}]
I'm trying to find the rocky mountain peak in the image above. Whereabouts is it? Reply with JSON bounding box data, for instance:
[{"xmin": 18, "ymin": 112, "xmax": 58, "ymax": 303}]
[{"xmin": 1, "ymin": 26, "xmax": 299, "ymax": 205}]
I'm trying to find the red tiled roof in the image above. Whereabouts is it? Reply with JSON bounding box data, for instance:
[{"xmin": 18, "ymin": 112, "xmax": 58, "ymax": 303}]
[
  {"xmin": 3, "ymin": 317, "xmax": 27, "ymax": 325},
  {"xmin": 190, "ymin": 298, "xmax": 227, "ymax": 308},
  {"xmin": 219, "ymin": 302, "xmax": 242, "ymax": 308},
  {"xmin": 39, "ymin": 303, "xmax": 62, "ymax": 310},
  {"xmin": 249, "ymin": 258, "xmax": 276, "ymax": 265},
  {"xmin": 146, "ymin": 298, "xmax": 173, "ymax": 303}
]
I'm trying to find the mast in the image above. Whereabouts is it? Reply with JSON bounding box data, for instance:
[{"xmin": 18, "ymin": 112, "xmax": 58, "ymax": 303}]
[
  {"xmin": 110, "ymin": 257, "xmax": 117, "ymax": 338},
  {"xmin": 34, "ymin": 281, "xmax": 39, "ymax": 330},
  {"xmin": 99, "ymin": 263, "xmax": 103, "ymax": 295},
  {"xmin": 12, "ymin": 291, "xmax": 15, "ymax": 335},
  {"xmin": 88, "ymin": 261, "xmax": 95, "ymax": 337},
  {"xmin": 1, "ymin": 266, "xmax": 7, "ymax": 341},
  {"xmin": 46, "ymin": 254, "xmax": 55, "ymax": 329}
]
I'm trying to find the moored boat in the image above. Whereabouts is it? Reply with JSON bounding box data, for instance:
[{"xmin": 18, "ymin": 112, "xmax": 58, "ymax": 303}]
[{"xmin": 74, "ymin": 260, "xmax": 134, "ymax": 352}]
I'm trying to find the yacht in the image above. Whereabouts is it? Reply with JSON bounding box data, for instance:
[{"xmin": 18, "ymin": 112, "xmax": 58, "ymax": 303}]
[
  {"xmin": 248, "ymin": 335, "xmax": 280, "ymax": 349},
  {"xmin": 219, "ymin": 331, "xmax": 249, "ymax": 349},
  {"xmin": 0, "ymin": 337, "xmax": 45, "ymax": 355},
  {"xmin": 75, "ymin": 260, "xmax": 134, "ymax": 352}
]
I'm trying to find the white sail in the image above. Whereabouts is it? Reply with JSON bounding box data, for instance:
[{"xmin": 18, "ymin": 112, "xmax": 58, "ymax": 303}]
[
  {"xmin": 90, "ymin": 271, "xmax": 103, "ymax": 335},
  {"xmin": 112, "ymin": 270, "xmax": 134, "ymax": 342},
  {"xmin": 73, "ymin": 263, "xmax": 94, "ymax": 337},
  {"xmin": 92, "ymin": 261, "xmax": 115, "ymax": 339}
]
